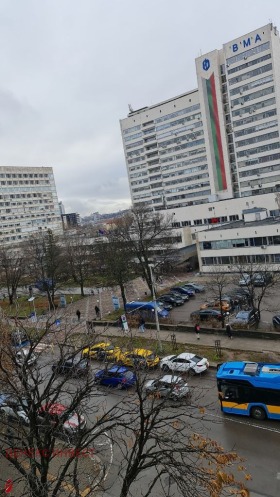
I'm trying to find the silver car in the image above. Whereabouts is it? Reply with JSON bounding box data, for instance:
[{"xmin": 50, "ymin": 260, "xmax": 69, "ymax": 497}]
[
  {"xmin": 15, "ymin": 348, "xmax": 37, "ymax": 367},
  {"xmin": 144, "ymin": 375, "xmax": 190, "ymax": 400}
]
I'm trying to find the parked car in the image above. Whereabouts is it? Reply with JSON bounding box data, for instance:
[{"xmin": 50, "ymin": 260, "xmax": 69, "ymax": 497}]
[
  {"xmin": 15, "ymin": 348, "xmax": 37, "ymax": 367},
  {"xmin": 38, "ymin": 403, "xmax": 86, "ymax": 437},
  {"xmin": 11, "ymin": 330, "xmax": 32, "ymax": 348},
  {"xmin": 200, "ymin": 300, "xmax": 231, "ymax": 312},
  {"xmin": 82, "ymin": 342, "xmax": 120, "ymax": 360},
  {"xmin": 231, "ymin": 308, "xmax": 260, "ymax": 328},
  {"xmin": 171, "ymin": 286, "xmax": 195, "ymax": 297},
  {"xmin": 190, "ymin": 309, "xmax": 223, "ymax": 322},
  {"xmin": 144, "ymin": 375, "xmax": 190, "ymax": 400},
  {"xmin": 115, "ymin": 348, "xmax": 160, "ymax": 368},
  {"xmin": 94, "ymin": 366, "xmax": 136, "ymax": 389},
  {"xmin": 157, "ymin": 294, "xmax": 184, "ymax": 307},
  {"xmin": 182, "ymin": 283, "xmax": 205, "ymax": 293},
  {"xmin": 0, "ymin": 397, "xmax": 86, "ymax": 437},
  {"xmin": 155, "ymin": 300, "xmax": 173, "ymax": 311},
  {"xmin": 239, "ymin": 273, "xmax": 251, "ymax": 286},
  {"xmin": 160, "ymin": 353, "xmax": 209, "ymax": 375},
  {"xmin": 169, "ymin": 290, "xmax": 189, "ymax": 302},
  {"xmin": 252, "ymin": 272, "xmax": 273, "ymax": 287},
  {"xmin": 52, "ymin": 355, "xmax": 90, "ymax": 377},
  {"xmin": 272, "ymin": 315, "xmax": 280, "ymax": 330},
  {"xmin": 0, "ymin": 394, "xmax": 29, "ymax": 425}
]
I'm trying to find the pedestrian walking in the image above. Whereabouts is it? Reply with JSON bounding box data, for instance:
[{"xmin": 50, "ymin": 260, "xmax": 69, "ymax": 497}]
[
  {"xmin": 118, "ymin": 316, "xmax": 123, "ymax": 331},
  {"xmin": 95, "ymin": 305, "xmax": 100, "ymax": 319},
  {"xmin": 138, "ymin": 316, "xmax": 145, "ymax": 333},
  {"xmin": 194, "ymin": 323, "xmax": 200, "ymax": 340},
  {"xmin": 76, "ymin": 309, "xmax": 81, "ymax": 322},
  {"xmin": 226, "ymin": 323, "xmax": 233, "ymax": 339}
]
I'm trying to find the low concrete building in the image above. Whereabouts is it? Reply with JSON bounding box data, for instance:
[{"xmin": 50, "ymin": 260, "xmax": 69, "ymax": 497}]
[{"xmin": 196, "ymin": 207, "xmax": 280, "ymax": 272}]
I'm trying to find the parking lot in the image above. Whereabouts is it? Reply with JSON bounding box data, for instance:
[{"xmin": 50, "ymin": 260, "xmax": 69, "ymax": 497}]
[{"xmin": 166, "ymin": 279, "xmax": 280, "ymax": 330}]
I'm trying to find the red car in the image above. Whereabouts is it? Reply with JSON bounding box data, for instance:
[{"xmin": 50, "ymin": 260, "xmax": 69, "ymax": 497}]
[{"xmin": 38, "ymin": 403, "xmax": 86, "ymax": 436}]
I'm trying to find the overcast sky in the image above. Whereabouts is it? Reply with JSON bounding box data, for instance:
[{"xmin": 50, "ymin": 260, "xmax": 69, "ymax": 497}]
[{"xmin": 0, "ymin": 0, "xmax": 280, "ymax": 216}]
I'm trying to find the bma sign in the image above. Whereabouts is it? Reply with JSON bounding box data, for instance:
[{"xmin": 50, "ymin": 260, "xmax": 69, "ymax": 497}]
[{"xmin": 231, "ymin": 33, "xmax": 261, "ymax": 52}]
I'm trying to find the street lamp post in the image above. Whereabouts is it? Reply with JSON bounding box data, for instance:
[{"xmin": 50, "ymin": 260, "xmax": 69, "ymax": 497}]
[
  {"xmin": 148, "ymin": 264, "xmax": 162, "ymax": 352},
  {"xmin": 28, "ymin": 296, "xmax": 37, "ymax": 322}
]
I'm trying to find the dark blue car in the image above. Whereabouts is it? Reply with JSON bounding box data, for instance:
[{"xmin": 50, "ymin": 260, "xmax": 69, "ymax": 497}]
[
  {"xmin": 94, "ymin": 366, "xmax": 136, "ymax": 389},
  {"xmin": 171, "ymin": 286, "xmax": 195, "ymax": 297}
]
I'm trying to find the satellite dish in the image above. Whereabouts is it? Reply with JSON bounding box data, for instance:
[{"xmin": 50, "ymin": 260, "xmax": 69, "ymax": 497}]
[{"xmin": 128, "ymin": 104, "xmax": 134, "ymax": 113}]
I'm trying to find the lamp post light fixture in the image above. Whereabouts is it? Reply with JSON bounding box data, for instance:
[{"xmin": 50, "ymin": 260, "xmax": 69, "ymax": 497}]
[
  {"xmin": 148, "ymin": 263, "xmax": 162, "ymax": 352},
  {"xmin": 28, "ymin": 296, "xmax": 37, "ymax": 322}
]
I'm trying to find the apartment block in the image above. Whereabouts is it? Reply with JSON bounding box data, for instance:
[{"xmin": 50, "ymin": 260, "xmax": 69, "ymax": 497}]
[
  {"xmin": 120, "ymin": 23, "xmax": 280, "ymax": 222},
  {"xmin": 0, "ymin": 166, "xmax": 63, "ymax": 244}
]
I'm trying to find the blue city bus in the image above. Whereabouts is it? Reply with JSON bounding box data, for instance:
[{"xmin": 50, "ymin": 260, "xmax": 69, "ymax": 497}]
[{"xmin": 216, "ymin": 361, "xmax": 280, "ymax": 421}]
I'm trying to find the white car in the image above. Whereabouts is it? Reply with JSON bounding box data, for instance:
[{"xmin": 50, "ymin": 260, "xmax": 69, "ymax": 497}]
[
  {"xmin": 144, "ymin": 375, "xmax": 189, "ymax": 399},
  {"xmin": 160, "ymin": 353, "xmax": 209, "ymax": 375},
  {"xmin": 15, "ymin": 348, "xmax": 37, "ymax": 367}
]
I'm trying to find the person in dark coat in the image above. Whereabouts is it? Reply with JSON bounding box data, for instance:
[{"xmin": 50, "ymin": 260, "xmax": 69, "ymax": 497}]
[
  {"xmin": 226, "ymin": 323, "xmax": 233, "ymax": 339},
  {"xmin": 194, "ymin": 323, "xmax": 200, "ymax": 340},
  {"xmin": 95, "ymin": 305, "xmax": 100, "ymax": 319},
  {"xmin": 138, "ymin": 316, "xmax": 145, "ymax": 333},
  {"xmin": 76, "ymin": 309, "xmax": 81, "ymax": 322}
]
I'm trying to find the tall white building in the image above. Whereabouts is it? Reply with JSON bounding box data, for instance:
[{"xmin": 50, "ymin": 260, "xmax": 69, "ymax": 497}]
[
  {"xmin": 0, "ymin": 166, "xmax": 63, "ymax": 244},
  {"xmin": 120, "ymin": 23, "xmax": 280, "ymax": 215}
]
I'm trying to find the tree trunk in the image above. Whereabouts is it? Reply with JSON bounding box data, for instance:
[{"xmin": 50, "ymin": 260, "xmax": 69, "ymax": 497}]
[
  {"xmin": 8, "ymin": 293, "xmax": 13, "ymax": 305},
  {"xmin": 120, "ymin": 282, "xmax": 127, "ymax": 308}
]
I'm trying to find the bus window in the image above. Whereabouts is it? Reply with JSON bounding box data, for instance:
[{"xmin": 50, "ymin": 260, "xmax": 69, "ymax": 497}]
[{"xmin": 224, "ymin": 386, "xmax": 238, "ymax": 401}]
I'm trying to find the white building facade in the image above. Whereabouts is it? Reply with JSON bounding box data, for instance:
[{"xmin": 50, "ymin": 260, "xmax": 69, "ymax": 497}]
[
  {"xmin": 196, "ymin": 207, "xmax": 280, "ymax": 273},
  {"xmin": 120, "ymin": 23, "xmax": 280, "ymax": 247},
  {"xmin": 0, "ymin": 166, "xmax": 63, "ymax": 244}
]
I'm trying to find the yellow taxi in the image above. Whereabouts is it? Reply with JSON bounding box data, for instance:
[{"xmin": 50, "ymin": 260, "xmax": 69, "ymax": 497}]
[
  {"xmin": 115, "ymin": 348, "xmax": 160, "ymax": 369},
  {"xmin": 200, "ymin": 300, "xmax": 231, "ymax": 312},
  {"xmin": 82, "ymin": 342, "xmax": 120, "ymax": 360}
]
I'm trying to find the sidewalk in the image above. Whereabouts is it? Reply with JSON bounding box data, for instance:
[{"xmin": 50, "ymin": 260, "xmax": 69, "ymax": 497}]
[{"xmin": 94, "ymin": 323, "xmax": 280, "ymax": 356}]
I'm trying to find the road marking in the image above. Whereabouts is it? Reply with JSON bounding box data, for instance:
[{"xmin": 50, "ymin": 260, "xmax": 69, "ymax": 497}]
[{"xmin": 206, "ymin": 411, "xmax": 280, "ymax": 433}]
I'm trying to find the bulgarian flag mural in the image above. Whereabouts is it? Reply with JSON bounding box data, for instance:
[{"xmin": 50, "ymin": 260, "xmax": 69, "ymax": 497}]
[{"xmin": 203, "ymin": 73, "xmax": 227, "ymax": 191}]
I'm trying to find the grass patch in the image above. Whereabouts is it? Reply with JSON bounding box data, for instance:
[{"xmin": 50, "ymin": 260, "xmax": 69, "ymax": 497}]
[{"xmin": 0, "ymin": 294, "xmax": 81, "ymax": 317}]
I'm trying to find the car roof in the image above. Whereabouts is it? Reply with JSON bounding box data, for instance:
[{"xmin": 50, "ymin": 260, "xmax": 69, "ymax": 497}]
[
  {"xmin": 108, "ymin": 366, "xmax": 128, "ymax": 374},
  {"xmin": 176, "ymin": 353, "xmax": 195, "ymax": 360},
  {"xmin": 40, "ymin": 403, "xmax": 67, "ymax": 415},
  {"xmin": 160, "ymin": 375, "xmax": 183, "ymax": 383},
  {"xmin": 133, "ymin": 348, "xmax": 154, "ymax": 356},
  {"xmin": 0, "ymin": 394, "xmax": 8, "ymax": 404}
]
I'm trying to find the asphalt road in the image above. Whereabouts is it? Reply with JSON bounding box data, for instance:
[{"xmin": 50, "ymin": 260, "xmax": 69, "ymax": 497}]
[
  {"xmin": 2, "ymin": 350, "xmax": 280, "ymax": 497},
  {"xmin": 99, "ymin": 369, "xmax": 280, "ymax": 497}
]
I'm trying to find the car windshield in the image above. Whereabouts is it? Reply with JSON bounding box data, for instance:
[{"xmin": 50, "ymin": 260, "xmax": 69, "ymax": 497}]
[
  {"xmin": 192, "ymin": 355, "xmax": 203, "ymax": 364},
  {"xmin": 236, "ymin": 311, "xmax": 249, "ymax": 319}
]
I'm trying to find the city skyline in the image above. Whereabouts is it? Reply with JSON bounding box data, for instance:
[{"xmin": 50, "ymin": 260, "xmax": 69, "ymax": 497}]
[{"xmin": 1, "ymin": 1, "xmax": 280, "ymax": 215}]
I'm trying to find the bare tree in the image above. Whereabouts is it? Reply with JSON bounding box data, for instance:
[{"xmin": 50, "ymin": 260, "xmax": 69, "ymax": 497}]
[
  {"xmin": 64, "ymin": 232, "xmax": 95, "ymax": 296},
  {"xmin": 0, "ymin": 245, "xmax": 26, "ymax": 305},
  {"xmin": 112, "ymin": 206, "xmax": 178, "ymax": 296},
  {"xmin": 234, "ymin": 263, "xmax": 279, "ymax": 320},
  {"xmin": 0, "ymin": 316, "xmax": 249, "ymax": 497},
  {"xmin": 207, "ymin": 271, "xmax": 230, "ymax": 327},
  {"xmin": 25, "ymin": 230, "xmax": 64, "ymax": 310},
  {"xmin": 94, "ymin": 228, "xmax": 135, "ymax": 307}
]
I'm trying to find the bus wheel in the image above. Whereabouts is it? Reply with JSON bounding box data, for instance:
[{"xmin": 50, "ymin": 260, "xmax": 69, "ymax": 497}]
[{"xmin": 250, "ymin": 406, "xmax": 266, "ymax": 420}]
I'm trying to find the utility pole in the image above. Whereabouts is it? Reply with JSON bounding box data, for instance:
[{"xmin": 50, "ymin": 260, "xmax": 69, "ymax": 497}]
[{"xmin": 148, "ymin": 263, "xmax": 163, "ymax": 352}]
